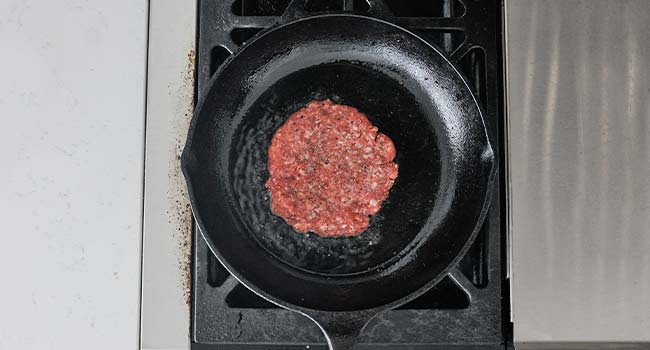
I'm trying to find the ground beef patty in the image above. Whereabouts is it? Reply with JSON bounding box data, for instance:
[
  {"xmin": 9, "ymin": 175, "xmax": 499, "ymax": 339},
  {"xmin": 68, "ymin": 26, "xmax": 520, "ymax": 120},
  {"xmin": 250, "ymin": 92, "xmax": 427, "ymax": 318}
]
[{"xmin": 265, "ymin": 99, "xmax": 398, "ymax": 237}]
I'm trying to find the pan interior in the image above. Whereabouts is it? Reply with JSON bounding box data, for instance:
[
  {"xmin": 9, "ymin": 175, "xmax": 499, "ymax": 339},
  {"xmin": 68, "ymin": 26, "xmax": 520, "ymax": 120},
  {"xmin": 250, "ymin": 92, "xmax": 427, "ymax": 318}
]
[{"xmin": 229, "ymin": 62, "xmax": 441, "ymax": 275}]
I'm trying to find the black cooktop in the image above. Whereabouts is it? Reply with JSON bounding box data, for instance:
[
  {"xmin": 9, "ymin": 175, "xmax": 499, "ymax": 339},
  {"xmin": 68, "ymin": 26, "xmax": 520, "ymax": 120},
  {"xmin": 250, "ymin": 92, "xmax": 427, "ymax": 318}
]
[{"xmin": 191, "ymin": 0, "xmax": 509, "ymax": 348}]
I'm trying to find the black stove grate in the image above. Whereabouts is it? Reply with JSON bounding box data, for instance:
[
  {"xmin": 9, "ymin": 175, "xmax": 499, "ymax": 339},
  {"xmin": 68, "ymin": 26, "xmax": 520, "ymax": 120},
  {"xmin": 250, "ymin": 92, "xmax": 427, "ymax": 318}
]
[{"xmin": 192, "ymin": 0, "xmax": 507, "ymax": 348}]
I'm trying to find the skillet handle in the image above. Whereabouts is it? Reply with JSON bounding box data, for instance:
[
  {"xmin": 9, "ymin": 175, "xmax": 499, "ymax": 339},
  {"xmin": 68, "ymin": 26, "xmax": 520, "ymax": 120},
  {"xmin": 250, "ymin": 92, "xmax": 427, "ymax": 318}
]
[
  {"xmin": 364, "ymin": 0, "xmax": 394, "ymax": 19},
  {"xmin": 309, "ymin": 310, "xmax": 375, "ymax": 350},
  {"xmin": 281, "ymin": 0, "xmax": 309, "ymax": 21}
]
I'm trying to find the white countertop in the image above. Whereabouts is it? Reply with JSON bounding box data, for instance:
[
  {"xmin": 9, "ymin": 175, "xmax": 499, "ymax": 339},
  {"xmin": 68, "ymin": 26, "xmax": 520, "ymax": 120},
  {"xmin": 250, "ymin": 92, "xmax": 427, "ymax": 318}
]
[{"xmin": 0, "ymin": 0, "xmax": 148, "ymax": 349}]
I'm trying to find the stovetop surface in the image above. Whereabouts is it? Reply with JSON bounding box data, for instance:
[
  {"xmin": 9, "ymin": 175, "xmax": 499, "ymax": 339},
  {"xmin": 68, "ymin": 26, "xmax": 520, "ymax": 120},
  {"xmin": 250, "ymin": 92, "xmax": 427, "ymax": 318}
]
[{"xmin": 192, "ymin": 1, "xmax": 508, "ymax": 348}]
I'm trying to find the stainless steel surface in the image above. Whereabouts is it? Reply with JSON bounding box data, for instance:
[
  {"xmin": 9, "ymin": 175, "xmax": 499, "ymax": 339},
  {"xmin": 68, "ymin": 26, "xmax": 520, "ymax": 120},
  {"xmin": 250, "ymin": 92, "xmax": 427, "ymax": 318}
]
[
  {"xmin": 140, "ymin": 0, "xmax": 196, "ymax": 349},
  {"xmin": 506, "ymin": 0, "xmax": 650, "ymax": 344}
]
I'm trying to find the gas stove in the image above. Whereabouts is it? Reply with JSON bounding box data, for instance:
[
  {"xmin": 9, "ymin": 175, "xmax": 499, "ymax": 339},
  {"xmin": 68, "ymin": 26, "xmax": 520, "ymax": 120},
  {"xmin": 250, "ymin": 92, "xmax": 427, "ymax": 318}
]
[{"xmin": 189, "ymin": 0, "xmax": 509, "ymax": 349}]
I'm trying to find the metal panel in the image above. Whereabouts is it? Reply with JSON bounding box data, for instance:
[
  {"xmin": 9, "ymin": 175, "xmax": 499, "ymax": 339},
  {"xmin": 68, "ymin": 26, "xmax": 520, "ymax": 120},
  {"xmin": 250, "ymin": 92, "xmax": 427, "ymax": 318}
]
[
  {"xmin": 506, "ymin": 0, "xmax": 650, "ymax": 344},
  {"xmin": 140, "ymin": 0, "xmax": 196, "ymax": 349}
]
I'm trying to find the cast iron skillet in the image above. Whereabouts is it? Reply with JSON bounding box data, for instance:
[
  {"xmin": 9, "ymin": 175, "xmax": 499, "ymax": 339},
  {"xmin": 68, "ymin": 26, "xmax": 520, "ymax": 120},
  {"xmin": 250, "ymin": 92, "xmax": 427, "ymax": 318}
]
[{"xmin": 182, "ymin": 2, "xmax": 496, "ymax": 349}]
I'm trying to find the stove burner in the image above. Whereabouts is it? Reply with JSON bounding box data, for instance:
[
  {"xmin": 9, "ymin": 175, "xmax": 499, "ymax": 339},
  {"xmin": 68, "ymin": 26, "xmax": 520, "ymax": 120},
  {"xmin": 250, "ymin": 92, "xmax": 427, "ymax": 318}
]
[{"xmin": 192, "ymin": 0, "xmax": 508, "ymax": 348}]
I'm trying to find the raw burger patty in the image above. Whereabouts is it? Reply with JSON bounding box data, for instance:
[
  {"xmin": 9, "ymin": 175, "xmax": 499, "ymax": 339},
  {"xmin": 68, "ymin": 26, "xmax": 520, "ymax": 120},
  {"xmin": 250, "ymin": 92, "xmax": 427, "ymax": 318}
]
[{"xmin": 265, "ymin": 99, "xmax": 398, "ymax": 237}]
